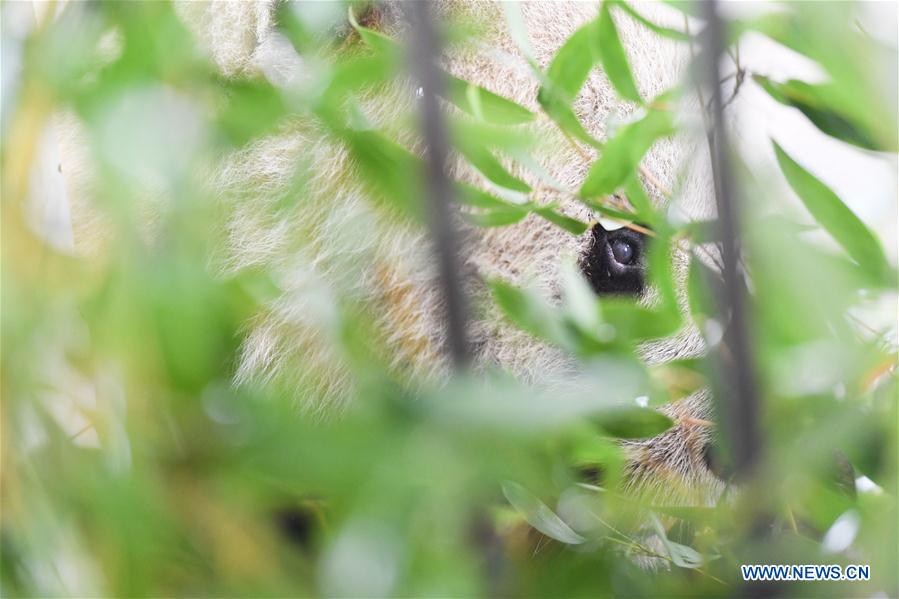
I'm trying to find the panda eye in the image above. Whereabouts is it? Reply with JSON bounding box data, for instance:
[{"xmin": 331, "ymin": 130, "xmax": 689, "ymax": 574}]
[{"xmin": 611, "ymin": 239, "xmax": 635, "ymax": 264}]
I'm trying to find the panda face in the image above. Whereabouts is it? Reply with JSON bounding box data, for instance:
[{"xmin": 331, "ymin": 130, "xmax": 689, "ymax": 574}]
[{"xmin": 579, "ymin": 223, "xmax": 650, "ymax": 297}]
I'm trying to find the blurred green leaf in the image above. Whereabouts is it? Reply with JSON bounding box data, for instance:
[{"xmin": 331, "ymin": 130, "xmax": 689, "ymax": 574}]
[
  {"xmin": 756, "ymin": 76, "xmax": 885, "ymax": 152},
  {"xmin": 465, "ymin": 206, "xmax": 530, "ymax": 227},
  {"xmin": 622, "ymin": 176, "xmax": 663, "ymax": 229},
  {"xmin": 647, "ymin": 230, "xmax": 678, "ymax": 312},
  {"xmin": 580, "ymin": 107, "xmax": 674, "ymax": 198},
  {"xmin": 594, "ymin": 406, "xmax": 674, "ymax": 439},
  {"xmin": 489, "ymin": 279, "xmax": 562, "ymax": 343},
  {"xmin": 613, "ymin": 1, "xmax": 691, "ymax": 42},
  {"xmin": 502, "ymin": 481, "xmax": 586, "ymax": 544},
  {"xmin": 216, "ymin": 79, "xmax": 288, "ymax": 146},
  {"xmin": 546, "ymin": 17, "xmax": 600, "ymax": 101},
  {"xmin": 687, "ymin": 254, "xmax": 721, "ymax": 325},
  {"xmin": 349, "ymin": 15, "xmax": 534, "ymax": 126},
  {"xmin": 343, "ymin": 130, "xmax": 423, "ymax": 221},
  {"xmin": 651, "ymin": 358, "xmax": 707, "ymax": 403},
  {"xmin": 537, "ymin": 88, "xmax": 603, "ymax": 149},
  {"xmin": 651, "ymin": 514, "xmax": 705, "ymax": 568},
  {"xmin": 444, "ymin": 76, "xmax": 536, "ymax": 126},
  {"xmin": 773, "ymin": 142, "xmax": 892, "ymax": 283},
  {"xmin": 454, "ymin": 135, "xmax": 532, "ymax": 193},
  {"xmin": 320, "ymin": 54, "xmax": 400, "ymax": 111},
  {"xmin": 661, "ymin": 1, "xmax": 703, "ymax": 18},
  {"xmin": 275, "ymin": 1, "xmax": 314, "ymax": 54},
  {"xmin": 456, "ymin": 183, "xmax": 516, "ymax": 210},
  {"xmin": 428, "ymin": 364, "xmax": 651, "ymax": 432},
  {"xmin": 348, "ymin": 8, "xmax": 401, "ymax": 57},
  {"xmin": 532, "ymin": 206, "xmax": 589, "ymax": 236},
  {"xmin": 537, "ymin": 18, "xmax": 604, "ymax": 148},
  {"xmin": 749, "ymin": 6, "xmax": 898, "ymax": 152},
  {"xmin": 598, "ymin": 3, "xmax": 643, "ymax": 104}
]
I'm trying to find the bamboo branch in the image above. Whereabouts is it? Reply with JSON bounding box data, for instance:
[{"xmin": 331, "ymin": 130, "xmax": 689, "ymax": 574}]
[{"xmin": 404, "ymin": 1, "xmax": 471, "ymax": 368}]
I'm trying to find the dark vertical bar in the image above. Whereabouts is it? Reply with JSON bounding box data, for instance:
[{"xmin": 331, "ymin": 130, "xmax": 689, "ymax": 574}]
[
  {"xmin": 701, "ymin": 0, "xmax": 761, "ymax": 477},
  {"xmin": 404, "ymin": 1, "xmax": 471, "ymax": 368}
]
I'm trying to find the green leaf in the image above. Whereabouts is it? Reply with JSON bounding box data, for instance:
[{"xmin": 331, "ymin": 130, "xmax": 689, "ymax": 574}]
[
  {"xmin": 682, "ymin": 220, "xmax": 720, "ymax": 244},
  {"xmin": 451, "ymin": 119, "xmax": 537, "ymax": 154},
  {"xmin": 444, "ymin": 76, "xmax": 535, "ymax": 126},
  {"xmin": 343, "ymin": 130, "xmax": 422, "ymax": 221},
  {"xmin": 646, "ymin": 229, "xmax": 678, "ymax": 313},
  {"xmin": 687, "ymin": 254, "xmax": 721, "ymax": 325},
  {"xmin": 275, "ymin": 2, "xmax": 314, "ymax": 54},
  {"xmin": 773, "ymin": 142, "xmax": 891, "ymax": 281},
  {"xmin": 685, "ymin": 215, "xmax": 816, "ymax": 244},
  {"xmin": 661, "ymin": 0, "xmax": 703, "ymax": 18},
  {"xmin": 594, "ymin": 406, "xmax": 674, "ymax": 439},
  {"xmin": 546, "ymin": 18, "xmax": 601, "ymax": 102},
  {"xmin": 613, "ymin": 1, "xmax": 691, "ymax": 42},
  {"xmin": 465, "ymin": 206, "xmax": 530, "ymax": 227},
  {"xmin": 560, "ymin": 259, "xmax": 603, "ymax": 333},
  {"xmin": 598, "ymin": 3, "xmax": 643, "ymax": 103},
  {"xmin": 651, "ymin": 514, "xmax": 705, "ymax": 568},
  {"xmin": 537, "ymin": 88, "xmax": 604, "ymax": 149},
  {"xmin": 602, "ymin": 301, "xmax": 682, "ymax": 342},
  {"xmin": 216, "ymin": 79, "xmax": 288, "ymax": 146},
  {"xmin": 651, "ymin": 358, "xmax": 707, "ymax": 402},
  {"xmin": 755, "ymin": 76, "xmax": 884, "ymax": 152},
  {"xmin": 537, "ymin": 18, "xmax": 604, "ymax": 149},
  {"xmin": 349, "ymin": 15, "xmax": 534, "ymax": 127},
  {"xmin": 580, "ymin": 108, "xmax": 674, "ymax": 198},
  {"xmin": 501, "ymin": 481, "xmax": 586, "ymax": 544},
  {"xmin": 489, "ymin": 279, "xmax": 559, "ymax": 342},
  {"xmin": 532, "ymin": 206, "xmax": 589, "ymax": 236},
  {"xmin": 458, "ymin": 189, "xmax": 588, "ymax": 236},
  {"xmin": 622, "ymin": 176, "xmax": 663, "ymax": 229},
  {"xmin": 746, "ymin": 5, "xmax": 897, "ymax": 152},
  {"xmin": 348, "ymin": 9, "xmax": 399, "ymax": 57},
  {"xmin": 320, "ymin": 54, "xmax": 399, "ymax": 111},
  {"xmin": 454, "ymin": 137, "xmax": 532, "ymax": 193},
  {"xmin": 455, "ymin": 184, "xmax": 514, "ymax": 210}
]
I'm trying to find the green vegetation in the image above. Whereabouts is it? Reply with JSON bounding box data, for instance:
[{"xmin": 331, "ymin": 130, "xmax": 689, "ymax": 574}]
[{"xmin": 2, "ymin": 1, "xmax": 895, "ymax": 597}]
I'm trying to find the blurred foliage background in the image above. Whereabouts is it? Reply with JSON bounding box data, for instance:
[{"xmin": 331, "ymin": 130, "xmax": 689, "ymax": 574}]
[{"xmin": 1, "ymin": 1, "xmax": 896, "ymax": 597}]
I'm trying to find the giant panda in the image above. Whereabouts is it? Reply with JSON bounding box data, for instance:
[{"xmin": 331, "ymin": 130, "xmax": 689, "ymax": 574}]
[{"xmin": 54, "ymin": 0, "xmax": 722, "ymax": 509}]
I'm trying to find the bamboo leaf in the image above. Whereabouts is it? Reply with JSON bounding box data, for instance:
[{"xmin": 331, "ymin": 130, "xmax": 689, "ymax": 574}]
[
  {"xmin": 580, "ymin": 108, "xmax": 674, "ymax": 198},
  {"xmin": 343, "ymin": 130, "xmax": 422, "ymax": 221},
  {"xmin": 465, "ymin": 206, "xmax": 530, "ymax": 227},
  {"xmin": 773, "ymin": 142, "xmax": 891, "ymax": 281},
  {"xmin": 622, "ymin": 175, "xmax": 663, "ymax": 229},
  {"xmin": 502, "ymin": 481, "xmax": 586, "ymax": 545},
  {"xmin": 661, "ymin": 1, "xmax": 703, "ymax": 18},
  {"xmin": 546, "ymin": 18, "xmax": 601, "ymax": 102},
  {"xmin": 651, "ymin": 514, "xmax": 705, "ymax": 568},
  {"xmin": 455, "ymin": 184, "xmax": 515, "ymax": 210},
  {"xmin": 537, "ymin": 88, "xmax": 603, "ymax": 148},
  {"xmin": 216, "ymin": 79, "xmax": 288, "ymax": 147},
  {"xmin": 532, "ymin": 206, "xmax": 590, "ymax": 236},
  {"xmin": 445, "ymin": 76, "xmax": 535, "ymax": 126},
  {"xmin": 594, "ymin": 406, "xmax": 674, "ymax": 439},
  {"xmin": 455, "ymin": 137, "xmax": 532, "ymax": 193},
  {"xmin": 537, "ymin": 18, "xmax": 604, "ymax": 148},
  {"xmin": 613, "ymin": 1, "xmax": 691, "ymax": 42},
  {"xmin": 350, "ymin": 15, "xmax": 534, "ymax": 126},
  {"xmin": 598, "ymin": 3, "xmax": 643, "ymax": 104},
  {"xmin": 756, "ymin": 76, "xmax": 885, "ymax": 152},
  {"xmin": 489, "ymin": 279, "xmax": 563, "ymax": 343}
]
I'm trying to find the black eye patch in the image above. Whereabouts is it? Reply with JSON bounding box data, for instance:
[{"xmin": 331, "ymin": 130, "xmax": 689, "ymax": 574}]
[{"xmin": 579, "ymin": 223, "xmax": 649, "ymax": 296}]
